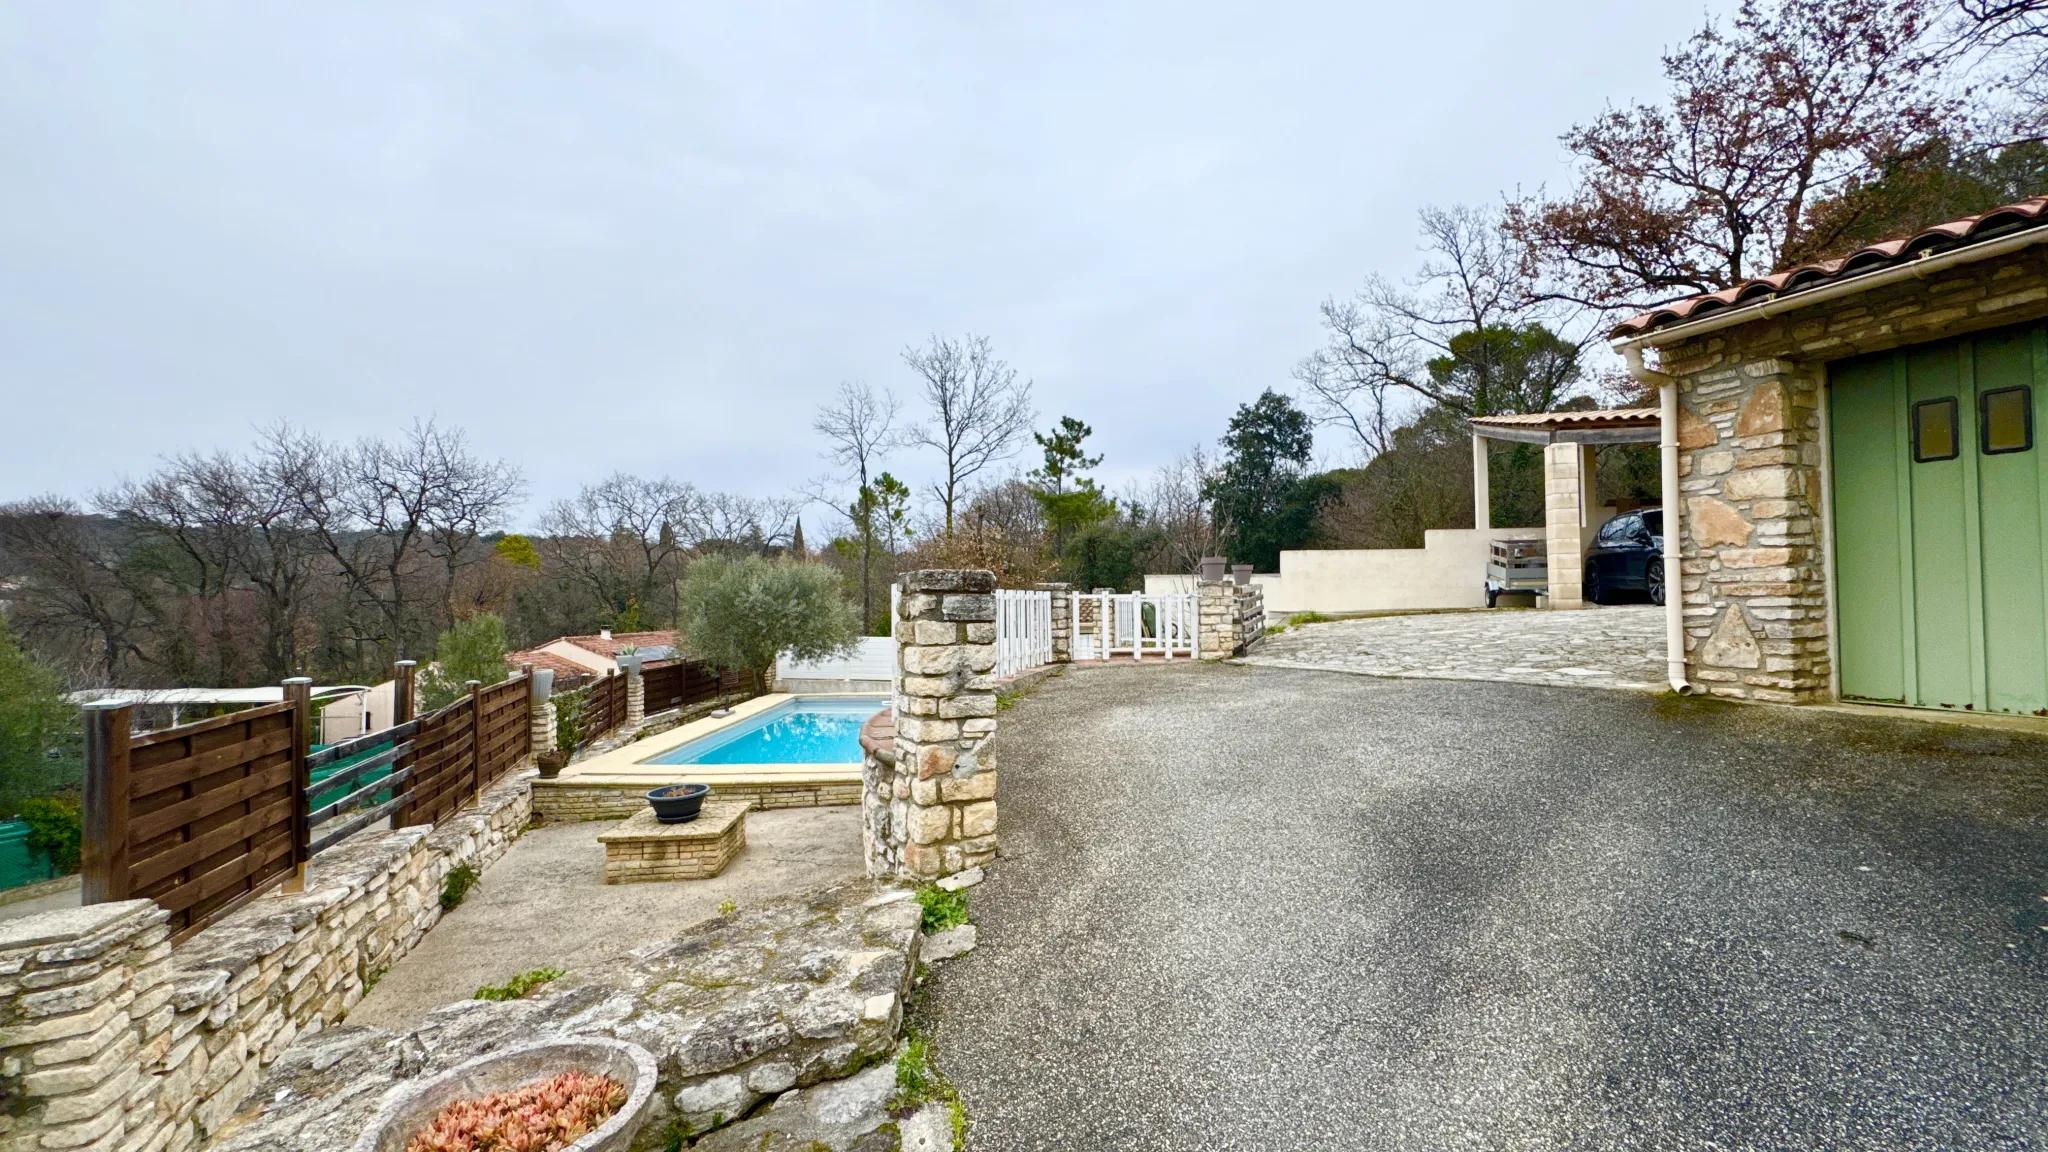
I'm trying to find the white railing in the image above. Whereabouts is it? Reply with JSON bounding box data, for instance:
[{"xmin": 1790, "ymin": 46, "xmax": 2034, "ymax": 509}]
[
  {"xmin": 1071, "ymin": 592, "xmax": 1198, "ymax": 661},
  {"xmin": 995, "ymin": 589, "xmax": 1055, "ymax": 677}
]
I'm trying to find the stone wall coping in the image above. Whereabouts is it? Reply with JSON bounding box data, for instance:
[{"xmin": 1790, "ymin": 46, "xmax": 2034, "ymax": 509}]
[
  {"xmin": 597, "ymin": 802, "xmax": 749, "ymax": 844},
  {"xmin": 0, "ymin": 899, "xmax": 158, "ymax": 953}
]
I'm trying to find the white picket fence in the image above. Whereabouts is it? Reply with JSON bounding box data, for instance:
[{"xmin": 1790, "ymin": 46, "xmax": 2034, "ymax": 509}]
[
  {"xmin": 1072, "ymin": 592, "xmax": 1198, "ymax": 661},
  {"xmin": 994, "ymin": 589, "xmax": 1055, "ymax": 677}
]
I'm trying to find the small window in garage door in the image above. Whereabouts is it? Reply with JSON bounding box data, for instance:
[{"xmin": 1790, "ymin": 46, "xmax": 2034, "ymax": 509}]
[{"xmin": 1981, "ymin": 386, "xmax": 2033, "ymax": 454}]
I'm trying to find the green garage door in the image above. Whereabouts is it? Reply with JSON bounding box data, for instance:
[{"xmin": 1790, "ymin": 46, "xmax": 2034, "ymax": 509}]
[{"xmin": 1830, "ymin": 321, "xmax": 2048, "ymax": 715}]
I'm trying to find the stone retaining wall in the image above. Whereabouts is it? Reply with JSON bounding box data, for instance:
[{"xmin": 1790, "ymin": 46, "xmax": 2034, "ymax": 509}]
[
  {"xmin": 0, "ymin": 771, "xmax": 533, "ymax": 1152},
  {"xmin": 531, "ymin": 779, "xmax": 862, "ymax": 822},
  {"xmin": 1651, "ymin": 243, "xmax": 2048, "ymax": 702}
]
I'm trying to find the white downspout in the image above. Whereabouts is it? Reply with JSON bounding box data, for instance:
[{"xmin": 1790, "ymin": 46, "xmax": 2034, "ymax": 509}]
[{"xmin": 1625, "ymin": 345, "xmax": 1696, "ymax": 695}]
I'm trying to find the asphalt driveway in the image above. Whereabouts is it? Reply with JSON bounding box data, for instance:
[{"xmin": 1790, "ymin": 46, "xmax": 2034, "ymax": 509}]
[{"xmin": 917, "ymin": 662, "xmax": 2048, "ymax": 1152}]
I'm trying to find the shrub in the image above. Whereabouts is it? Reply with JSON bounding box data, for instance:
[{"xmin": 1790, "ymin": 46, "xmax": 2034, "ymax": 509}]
[
  {"xmin": 677, "ymin": 556, "xmax": 858, "ymax": 686},
  {"xmin": 0, "ymin": 618, "xmax": 79, "ymax": 819},
  {"xmin": 440, "ymin": 863, "xmax": 481, "ymax": 910},
  {"xmin": 474, "ymin": 968, "xmax": 564, "ymax": 1001},
  {"xmin": 19, "ymin": 796, "xmax": 81, "ymax": 874},
  {"xmin": 913, "ymin": 886, "xmax": 969, "ymax": 934},
  {"xmin": 402, "ymin": 1069, "xmax": 624, "ymax": 1152},
  {"xmin": 420, "ymin": 613, "xmax": 513, "ymax": 711}
]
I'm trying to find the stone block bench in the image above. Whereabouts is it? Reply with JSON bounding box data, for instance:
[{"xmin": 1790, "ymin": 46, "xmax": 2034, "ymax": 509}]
[{"xmin": 597, "ymin": 801, "xmax": 748, "ymax": 883}]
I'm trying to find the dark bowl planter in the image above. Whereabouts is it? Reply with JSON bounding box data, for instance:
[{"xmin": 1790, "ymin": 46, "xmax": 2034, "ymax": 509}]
[
  {"xmin": 646, "ymin": 783, "xmax": 711, "ymax": 824},
  {"xmin": 536, "ymin": 750, "xmax": 570, "ymax": 779}
]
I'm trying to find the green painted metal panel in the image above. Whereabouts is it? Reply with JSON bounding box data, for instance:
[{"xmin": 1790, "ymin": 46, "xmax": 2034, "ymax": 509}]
[
  {"xmin": 1904, "ymin": 342, "xmax": 1976, "ymax": 708},
  {"xmin": 1829, "ymin": 319, "xmax": 2048, "ymax": 715},
  {"xmin": 1973, "ymin": 327, "xmax": 2048, "ymax": 714},
  {"xmin": 1830, "ymin": 354, "xmax": 1908, "ymax": 703}
]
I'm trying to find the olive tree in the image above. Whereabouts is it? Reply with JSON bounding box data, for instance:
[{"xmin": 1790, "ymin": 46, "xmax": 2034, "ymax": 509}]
[{"xmin": 678, "ymin": 556, "xmax": 859, "ymax": 689}]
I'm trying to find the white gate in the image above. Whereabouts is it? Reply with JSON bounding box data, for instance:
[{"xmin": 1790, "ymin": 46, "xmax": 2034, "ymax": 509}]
[
  {"xmin": 995, "ymin": 589, "xmax": 1054, "ymax": 677},
  {"xmin": 1071, "ymin": 592, "xmax": 1198, "ymax": 661}
]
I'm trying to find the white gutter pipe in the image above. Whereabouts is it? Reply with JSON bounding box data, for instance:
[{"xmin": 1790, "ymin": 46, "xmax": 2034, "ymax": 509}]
[
  {"xmin": 1623, "ymin": 345, "xmax": 1696, "ymax": 696},
  {"xmin": 1608, "ymin": 224, "xmax": 2048, "ymax": 354}
]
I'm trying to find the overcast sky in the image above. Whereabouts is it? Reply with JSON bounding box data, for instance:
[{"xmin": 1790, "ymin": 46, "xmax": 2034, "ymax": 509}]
[{"xmin": 0, "ymin": 3, "xmax": 1726, "ymax": 529}]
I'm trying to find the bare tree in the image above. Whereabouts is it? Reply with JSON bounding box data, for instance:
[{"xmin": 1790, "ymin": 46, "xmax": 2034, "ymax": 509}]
[
  {"xmin": 1122, "ymin": 447, "xmax": 1223, "ymax": 577},
  {"xmin": 812, "ymin": 381, "xmax": 900, "ymax": 627},
  {"xmin": 903, "ymin": 334, "xmax": 1035, "ymax": 536},
  {"xmin": 1297, "ymin": 205, "xmax": 1592, "ymax": 459},
  {"xmin": 293, "ymin": 421, "xmax": 521, "ymax": 666},
  {"xmin": 99, "ymin": 452, "xmax": 258, "ymax": 684},
  {"xmin": 0, "ymin": 498, "xmax": 150, "ymax": 684},
  {"xmin": 1505, "ymin": 0, "xmax": 1957, "ymax": 311},
  {"xmin": 539, "ymin": 473, "xmax": 699, "ymax": 630}
]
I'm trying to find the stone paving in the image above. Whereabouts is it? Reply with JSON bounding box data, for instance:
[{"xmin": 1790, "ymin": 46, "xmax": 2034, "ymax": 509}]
[{"xmin": 1244, "ymin": 604, "xmax": 1669, "ymax": 692}]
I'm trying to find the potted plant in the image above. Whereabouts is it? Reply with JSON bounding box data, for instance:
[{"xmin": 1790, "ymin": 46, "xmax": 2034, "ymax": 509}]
[
  {"xmin": 538, "ymin": 691, "xmax": 584, "ymax": 779},
  {"xmin": 645, "ymin": 783, "xmax": 710, "ymax": 824}
]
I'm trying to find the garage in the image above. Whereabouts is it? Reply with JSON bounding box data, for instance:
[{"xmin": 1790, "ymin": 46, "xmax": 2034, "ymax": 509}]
[{"xmin": 1830, "ymin": 320, "xmax": 2048, "ymax": 715}]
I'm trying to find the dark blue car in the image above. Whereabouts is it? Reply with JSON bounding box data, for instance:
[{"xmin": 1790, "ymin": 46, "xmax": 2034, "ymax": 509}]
[{"xmin": 1584, "ymin": 509, "xmax": 1665, "ymax": 606}]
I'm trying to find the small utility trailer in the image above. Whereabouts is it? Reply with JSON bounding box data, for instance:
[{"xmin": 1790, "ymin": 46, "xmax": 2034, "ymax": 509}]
[{"xmin": 1485, "ymin": 537, "xmax": 1547, "ymax": 607}]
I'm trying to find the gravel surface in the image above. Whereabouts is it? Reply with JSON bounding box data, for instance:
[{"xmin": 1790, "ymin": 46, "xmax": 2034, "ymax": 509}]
[
  {"xmin": 916, "ymin": 661, "xmax": 2048, "ymax": 1152},
  {"xmin": 1247, "ymin": 605, "xmax": 1667, "ymax": 692}
]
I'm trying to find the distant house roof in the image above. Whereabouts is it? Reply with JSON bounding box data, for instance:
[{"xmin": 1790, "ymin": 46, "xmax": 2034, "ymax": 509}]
[
  {"xmin": 559, "ymin": 630, "xmax": 677, "ymax": 659},
  {"xmin": 1468, "ymin": 407, "xmax": 1662, "ymax": 445},
  {"xmin": 1610, "ymin": 195, "xmax": 2048, "ymax": 340},
  {"xmin": 509, "ymin": 650, "xmax": 597, "ymax": 681},
  {"xmin": 508, "ymin": 630, "xmax": 680, "ymax": 680}
]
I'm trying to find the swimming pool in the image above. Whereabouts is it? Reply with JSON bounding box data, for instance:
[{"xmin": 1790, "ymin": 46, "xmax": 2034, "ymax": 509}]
[{"xmin": 642, "ymin": 696, "xmax": 886, "ymax": 766}]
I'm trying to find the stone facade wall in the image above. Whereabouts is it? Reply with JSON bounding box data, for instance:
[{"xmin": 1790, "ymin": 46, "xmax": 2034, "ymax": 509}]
[
  {"xmin": 1650, "ymin": 244, "xmax": 2048, "ymax": 702},
  {"xmin": 1197, "ymin": 580, "xmax": 1266, "ymax": 658},
  {"xmin": 866, "ymin": 570, "xmax": 998, "ymax": 881},
  {"xmin": 0, "ymin": 772, "xmax": 533, "ymax": 1152}
]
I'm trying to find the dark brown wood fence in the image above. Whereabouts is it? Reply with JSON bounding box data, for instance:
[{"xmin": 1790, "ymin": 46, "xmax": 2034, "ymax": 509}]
[
  {"xmin": 579, "ymin": 670, "xmax": 627, "ymax": 738},
  {"xmin": 640, "ymin": 658, "xmax": 742, "ymax": 716},
  {"xmin": 85, "ymin": 664, "xmax": 534, "ymax": 941}
]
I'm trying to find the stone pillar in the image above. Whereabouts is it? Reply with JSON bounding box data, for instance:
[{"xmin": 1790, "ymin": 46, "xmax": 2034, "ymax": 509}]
[
  {"xmin": 883, "ymin": 570, "xmax": 999, "ymax": 880},
  {"xmin": 1036, "ymin": 582, "xmax": 1073, "ymax": 663},
  {"xmin": 1671, "ymin": 356, "xmax": 1830, "ymax": 702},
  {"xmin": 621, "ymin": 656, "xmax": 645, "ymax": 730},
  {"xmin": 1544, "ymin": 441, "xmax": 1588, "ymax": 607},
  {"xmin": 1198, "ymin": 579, "xmax": 1241, "ymax": 658}
]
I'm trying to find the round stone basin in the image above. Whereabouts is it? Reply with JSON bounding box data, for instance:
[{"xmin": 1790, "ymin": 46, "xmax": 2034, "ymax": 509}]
[{"xmin": 353, "ymin": 1037, "xmax": 659, "ymax": 1152}]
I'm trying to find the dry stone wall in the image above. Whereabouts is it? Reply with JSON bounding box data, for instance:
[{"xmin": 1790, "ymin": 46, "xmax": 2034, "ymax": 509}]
[
  {"xmin": 0, "ymin": 771, "xmax": 532, "ymax": 1152},
  {"xmin": 1652, "ymin": 244, "xmax": 2048, "ymax": 702}
]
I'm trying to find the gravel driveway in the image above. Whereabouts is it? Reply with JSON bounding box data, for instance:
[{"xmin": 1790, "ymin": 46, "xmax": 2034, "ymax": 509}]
[
  {"xmin": 917, "ymin": 662, "xmax": 2048, "ymax": 1151},
  {"xmin": 1246, "ymin": 605, "xmax": 1668, "ymax": 692}
]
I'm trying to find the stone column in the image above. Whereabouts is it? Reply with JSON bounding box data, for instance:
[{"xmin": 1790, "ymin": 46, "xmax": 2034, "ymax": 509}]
[
  {"xmin": 1198, "ymin": 579, "xmax": 1241, "ymax": 658},
  {"xmin": 883, "ymin": 570, "xmax": 998, "ymax": 880},
  {"xmin": 621, "ymin": 655, "xmax": 645, "ymax": 730},
  {"xmin": 1543, "ymin": 441, "xmax": 1588, "ymax": 607},
  {"xmin": 1036, "ymin": 582, "xmax": 1073, "ymax": 663}
]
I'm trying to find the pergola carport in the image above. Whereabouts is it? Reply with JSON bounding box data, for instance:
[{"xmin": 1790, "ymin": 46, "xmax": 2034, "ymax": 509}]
[{"xmin": 1467, "ymin": 408, "xmax": 1662, "ymax": 609}]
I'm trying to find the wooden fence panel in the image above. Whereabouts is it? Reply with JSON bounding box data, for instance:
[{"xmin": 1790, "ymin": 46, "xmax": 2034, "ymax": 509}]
[
  {"xmin": 120, "ymin": 700, "xmax": 302, "ymax": 939},
  {"xmin": 399, "ymin": 694, "xmax": 475, "ymax": 829},
  {"xmin": 642, "ymin": 658, "xmax": 732, "ymax": 715},
  {"xmin": 476, "ymin": 677, "xmax": 529, "ymax": 784}
]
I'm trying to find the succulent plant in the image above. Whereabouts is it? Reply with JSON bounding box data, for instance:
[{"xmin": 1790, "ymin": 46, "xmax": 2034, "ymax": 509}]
[{"xmin": 403, "ymin": 1070, "xmax": 626, "ymax": 1152}]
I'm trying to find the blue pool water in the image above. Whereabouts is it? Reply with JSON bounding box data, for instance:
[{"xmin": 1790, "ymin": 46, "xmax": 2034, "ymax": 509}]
[{"xmin": 643, "ymin": 696, "xmax": 885, "ymax": 766}]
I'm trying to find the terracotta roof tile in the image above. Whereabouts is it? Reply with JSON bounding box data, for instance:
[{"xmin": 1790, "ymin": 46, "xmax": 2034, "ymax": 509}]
[
  {"xmin": 1611, "ymin": 195, "xmax": 2048, "ymax": 340},
  {"xmin": 508, "ymin": 650, "xmax": 596, "ymax": 682},
  {"xmin": 1469, "ymin": 407, "xmax": 1661, "ymax": 429},
  {"xmin": 559, "ymin": 631, "xmax": 677, "ymax": 659}
]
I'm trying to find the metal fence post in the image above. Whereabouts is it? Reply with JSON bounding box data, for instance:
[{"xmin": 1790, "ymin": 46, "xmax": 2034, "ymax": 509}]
[
  {"xmin": 282, "ymin": 677, "xmax": 314, "ymax": 892},
  {"xmin": 80, "ymin": 703, "xmax": 133, "ymax": 904}
]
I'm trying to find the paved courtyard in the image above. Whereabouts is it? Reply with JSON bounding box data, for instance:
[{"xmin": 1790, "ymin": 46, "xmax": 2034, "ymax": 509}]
[
  {"xmin": 1245, "ymin": 604, "xmax": 1668, "ymax": 691},
  {"xmin": 918, "ymin": 661, "xmax": 2048, "ymax": 1151}
]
